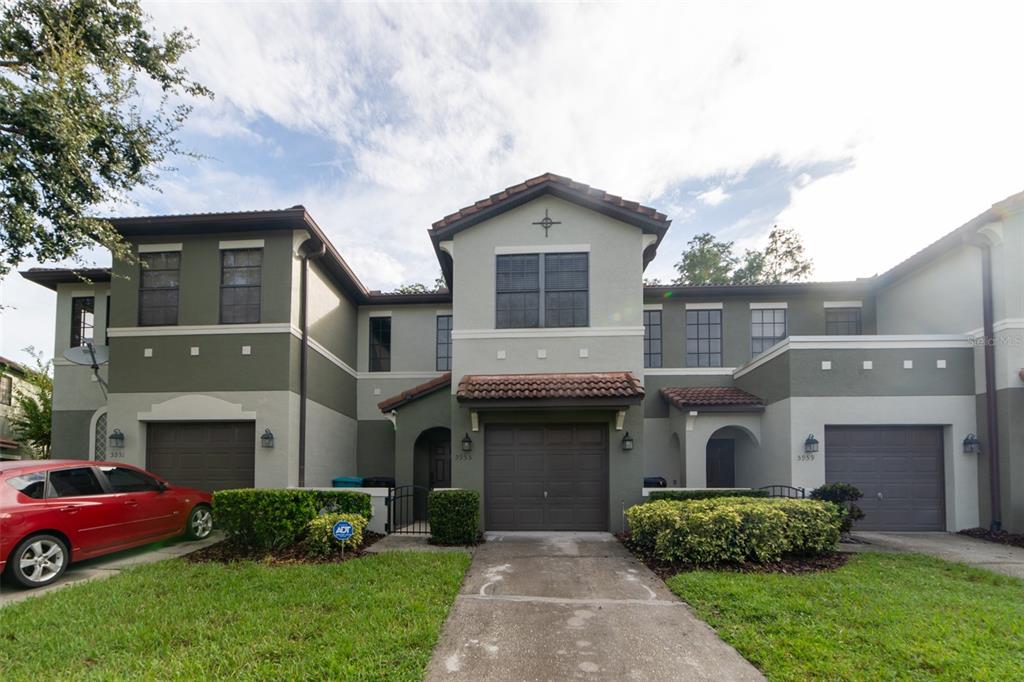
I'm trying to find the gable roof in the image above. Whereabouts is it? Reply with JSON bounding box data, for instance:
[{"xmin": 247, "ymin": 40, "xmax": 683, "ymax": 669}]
[
  {"xmin": 456, "ymin": 371, "xmax": 644, "ymax": 403},
  {"xmin": 660, "ymin": 387, "xmax": 764, "ymax": 411},
  {"xmin": 377, "ymin": 373, "xmax": 452, "ymax": 412}
]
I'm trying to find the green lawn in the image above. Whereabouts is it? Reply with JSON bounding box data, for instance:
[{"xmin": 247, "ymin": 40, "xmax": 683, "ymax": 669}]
[
  {"xmin": 0, "ymin": 551, "xmax": 470, "ymax": 680},
  {"xmin": 668, "ymin": 552, "xmax": 1024, "ymax": 681}
]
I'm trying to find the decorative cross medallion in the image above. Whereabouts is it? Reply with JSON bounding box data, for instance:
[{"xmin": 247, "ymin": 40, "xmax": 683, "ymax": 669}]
[{"xmin": 531, "ymin": 209, "xmax": 561, "ymax": 237}]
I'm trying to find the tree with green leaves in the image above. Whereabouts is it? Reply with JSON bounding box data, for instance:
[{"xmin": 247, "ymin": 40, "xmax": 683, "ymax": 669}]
[
  {"xmin": 672, "ymin": 233, "xmax": 737, "ymax": 285},
  {"xmin": 7, "ymin": 348, "xmax": 52, "ymax": 458},
  {"xmin": 392, "ymin": 272, "xmax": 448, "ymax": 294},
  {"xmin": 673, "ymin": 226, "xmax": 813, "ymax": 285},
  {"xmin": 0, "ymin": 0, "xmax": 211, "ymax": 276}
]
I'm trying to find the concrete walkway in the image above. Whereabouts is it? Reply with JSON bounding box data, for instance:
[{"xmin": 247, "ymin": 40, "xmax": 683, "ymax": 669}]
[
  {"xmin": 851, "ymin": 531, "xmax": 1024, "ymax": 579},
  {"xmin": 426, "ymin": 532, "xmax": 763, "ymax": 681},
  {"xmin": 0, "ymin": 532, "xmax": 222, "ymax": 607}
]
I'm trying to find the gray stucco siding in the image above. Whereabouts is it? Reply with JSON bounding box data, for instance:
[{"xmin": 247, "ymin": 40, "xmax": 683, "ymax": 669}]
[
  {"xmin": 304, "ymin": 346, "xmax": 357, "ymax": 418},
  {"xmin": 307, "ymin": 260, "xmax": 359, "ymax": 366},
  {"xmin": 976, "ymin": 387, "xmax": 1024, "ymax": 532},
  {"xmin": 357, "ymin": 420, "xmax": 396, "ymax": 478},
  {"xmin": 393, "ymin": 390, "xmax": 454, "ymax": 488},
  {"xmin": 788, "ymin": 348, "xmax": 974, "ymax": 397},
  {"xmin": 50, "ymin": 409, "xmax": 95, "ymax": 459},
  {"xmin": 735, "ymin": 351, "xmax": 792, "ymax": 405},
  {"xmin": 356, "ymin": 304, "xmax": 448, "ymax": 373},
  {"xmin": 876, "ymin": 246, "xmax": 982, "ymax": 335}
]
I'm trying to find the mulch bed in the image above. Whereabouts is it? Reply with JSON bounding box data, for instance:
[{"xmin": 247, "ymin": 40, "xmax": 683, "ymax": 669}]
[
  {"xmin": 616, "ymin": 534, "xmax": 849, "ymax": 580},
  {"xmin": 186, "ymin": 532, "xmax": 384, "ymax": 565},
  {"xmin": 958, "ymin": 527, "xmax": 1024, "ymax": 550}
]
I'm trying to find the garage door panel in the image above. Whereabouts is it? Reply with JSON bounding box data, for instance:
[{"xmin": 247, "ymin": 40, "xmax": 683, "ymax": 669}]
[{"xmin": 147, "ymin": 422, "xmax": 255, "ymax": 492}]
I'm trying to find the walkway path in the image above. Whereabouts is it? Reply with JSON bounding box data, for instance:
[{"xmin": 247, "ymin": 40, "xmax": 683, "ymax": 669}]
[
  {"xmin": 851, "ymin": 531, "xmax": 1024, "ymax": 579},
  {"xmin": 425, "ymin": 531, "xmax": 763, "ymax": 681}
]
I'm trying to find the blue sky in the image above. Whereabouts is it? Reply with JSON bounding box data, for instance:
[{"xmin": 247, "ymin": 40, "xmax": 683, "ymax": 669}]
[{"xmin": 3, "ymin": 1, "xmax": 1023, "ymax": 365}]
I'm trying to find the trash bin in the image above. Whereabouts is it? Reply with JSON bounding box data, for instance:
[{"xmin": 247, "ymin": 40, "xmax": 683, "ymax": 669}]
[
  {"xmin": 362, "ymin": 476, "xmax": 395, "ymax": 488},
  {"xmin": 643, "ymin": 476, "xmax": 667, "ymax": 488},
  {"xmin": 332, "ymin": 476, "xmax": 364, "ymax": 488}
]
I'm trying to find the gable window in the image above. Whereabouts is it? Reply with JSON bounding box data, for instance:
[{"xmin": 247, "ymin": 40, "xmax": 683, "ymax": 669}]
[
  {"xmin": 751, "ymin": 308, "xmax": 787, "ymax": 356},
  {"xmin": 70, "ymin": 296, "xmax": 95, "ymax": 347},
  {"xmin": 643, "ymin": 310, "xmax": 662, "ymax": 368},
  {"xmin": 220, "ymin": 248, "xmax": 263, "ymax": 324},
  {"xmin": 138, "ymin": 252, "xmax": 180, "ymax": 326},
  {"xmin": 826, "ymin": 307, "xmax": 862, "ymax": 335},
  {"xmin": 686, "ymin": 309, "xmax": 722, "ymax": 367},
  {"xmin": 0, "ymin": 375, "xmax": 11, "ymax": 406},
  {"xmin": 496, "ymin": 252, "xmax": 588, "ymax": 328},
  {"xmin": 436, "ymin": 314, "xmax": 453, "ymax": 371},
  {"xmin": 369, "ymin": 316, "xmax": 391, "ymax": 372}
]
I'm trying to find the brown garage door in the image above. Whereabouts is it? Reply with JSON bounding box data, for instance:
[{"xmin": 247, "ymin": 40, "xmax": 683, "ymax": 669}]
[
  {"xmin": 485, "ymin": 423, "xmax": 608, "ymax": 531},
  {"xmin": 825, "ymin": 426, "xmax": 945, "ymax": 531},
  {"xmin": 147, "ymin": 422, "xmax": 255, "ymax": 492}
]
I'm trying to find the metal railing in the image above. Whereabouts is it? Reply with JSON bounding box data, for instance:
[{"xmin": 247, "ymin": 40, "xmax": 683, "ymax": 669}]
[
  {"xmin": 758, "ymin": 484, "xmax": 807, "ymax": 499},
  {"xmin": 385, "ymin": 485, "xmax": 431, "ymax": 535}
]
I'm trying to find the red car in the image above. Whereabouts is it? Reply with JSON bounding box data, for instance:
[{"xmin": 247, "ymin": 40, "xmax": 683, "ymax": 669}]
[{"xmin": 0, "ymin": 460, "xmax": 213, "ymax": 588}]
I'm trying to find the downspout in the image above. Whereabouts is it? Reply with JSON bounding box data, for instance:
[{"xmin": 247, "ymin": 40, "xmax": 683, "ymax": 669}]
[
  {"xmin": 297, "ymin": 238, "xmax": 326, "ymax": 487},
  {"xmin": 979, "ymin": 242, "xmax": 1002, "ymax": 530}
]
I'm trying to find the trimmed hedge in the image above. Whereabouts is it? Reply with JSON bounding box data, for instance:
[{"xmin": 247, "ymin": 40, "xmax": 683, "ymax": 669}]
[
  {"xmin": 213, "ymin": 489, "xmax": 373, "ymax": 549},
  {"xmin": 648, "ymin": 489, "xmax": 769, "ymax": 502},
  {"xmin": 626, "ymin": 496, "xmax": 841, "ymax": 565},
  {"xmin": 304, "ymin": 513, "xmax": 368, "ymax": 557},
  {"xmin": 429, "ymin": 489, "xmax": 479, "ymax": 545}
]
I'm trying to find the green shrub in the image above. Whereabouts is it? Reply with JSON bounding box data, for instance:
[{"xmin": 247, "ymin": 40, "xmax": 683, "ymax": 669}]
[
  {"xmin": 429, "ymin": 489, "xmax": 479, "ymax": 545},
  {"xmin": 648, "ymin": 488, "xmax": 769, "ymax": 502},
  {"xmin": 625, "ymin": 496, "xmax": 841, "ymax": 566},
  {"xmin": 810, "ymin": 482, "xmax": 865, "ymax": 533},
  {"xmin": 213, "ymin": 488, "xmax": 373, "ymax": 549},
  {"xmin": 303, "ymin": 513, "xmax": 368, "ymax": 558}
]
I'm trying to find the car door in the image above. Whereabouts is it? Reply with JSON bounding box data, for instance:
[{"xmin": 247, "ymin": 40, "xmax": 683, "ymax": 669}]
[
  {"xmin": 45, "ymin": 466, "xmax": 128, "ymax": 556},
  {"xmin": 97, "ymin": 466, "xmax": 183, "ymax": 539}
]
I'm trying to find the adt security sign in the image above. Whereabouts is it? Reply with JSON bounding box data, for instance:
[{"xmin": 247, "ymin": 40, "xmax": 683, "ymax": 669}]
[{"xmin": 332, "ymin": 520, "xmax": 354, "ymax": 542}]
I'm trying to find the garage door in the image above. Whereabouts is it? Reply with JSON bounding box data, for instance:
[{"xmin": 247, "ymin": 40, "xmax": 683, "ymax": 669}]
[
  {"xmin": 485, "ymin": 423, "xmax": 608, "ymax": 531},
  {"xmin": 825, "ymin": 426, "xmax": 945, "ymax": 531},
  {"xmin": 147, "ymin": 422, "xmax": 255, "ymax": 492}
]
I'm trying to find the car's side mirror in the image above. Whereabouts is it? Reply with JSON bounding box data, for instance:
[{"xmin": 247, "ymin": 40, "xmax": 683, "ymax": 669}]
[{"xmin": 156, "ymin": 480, "xmax": 169, "ymax": 493}]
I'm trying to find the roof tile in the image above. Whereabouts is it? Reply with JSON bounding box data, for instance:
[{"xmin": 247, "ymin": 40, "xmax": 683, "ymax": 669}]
[
  {"xmin": 377, "ymin": 373, "xmax": 452, "ymax": 413},
  {"xmin": 660, "ymin": 387, "xmax": 764, "ymax": 409},
  {"xmin": 456, "ymin": 372, "xmax": 644, "ymax": 402}
]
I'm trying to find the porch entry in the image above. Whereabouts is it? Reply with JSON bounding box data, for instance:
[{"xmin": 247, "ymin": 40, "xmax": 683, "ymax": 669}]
[
  {"xmin": 388, "ymin": 427, "xmax": 451, "ymax": 534},
  {"xmin": 706, "ymin": 438, "xmax": 735, "ymax": 488}
]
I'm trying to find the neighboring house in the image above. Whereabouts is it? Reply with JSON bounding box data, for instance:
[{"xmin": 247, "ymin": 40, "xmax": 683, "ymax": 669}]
[
  {"xmin": 20, "ymin": 173, "xmax": 1024, "ymax": 534},
  {"xmin": 0, "ymin": 356, "xmax": 38, "ymax": 460}
]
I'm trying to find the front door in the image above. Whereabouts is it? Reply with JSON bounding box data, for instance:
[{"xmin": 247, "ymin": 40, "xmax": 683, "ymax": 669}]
[
  {"xmin": 429, "ymin": 440, "xmax": 451, "ymax": 489},
  {"xmin": 706, "ymin": 439, "xmax": 736, "ymax": 488}
]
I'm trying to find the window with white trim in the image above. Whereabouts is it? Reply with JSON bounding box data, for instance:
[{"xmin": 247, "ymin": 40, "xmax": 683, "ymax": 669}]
[
  {"xmin": 495, "ymin": 253, "xmax": 588, "ymax": 328},
  {"xmin": 369, "ymin": 317, "xmax": 391, "ymax": 372},
  {"xmin": 220, "ymin": 248, "xmax": 262, "ymax": 324},
  {"xmin": 643, "ymin": 310, "xmax": 662, "ymax": 368},
  {"xmin": 686, "ymin": 309, "xmax": 722, "ymax": 367},
  {"xmin": 825, "ymin": 307, "xmax": 862, "ymax": 335},
  {"xmin": 751, "ymin": 308, "xmax": 787, "ymax": 356},
  {"xmin": 138, "ymin": 252, "xmax": 180, "ymax": 326},
  {"xmin": 71, "ymin": 296, "xmax": 95, "ymax": 347},
  {"xmin": 436, "ymin": 315, "xmax": 453, "ymax": 371}
]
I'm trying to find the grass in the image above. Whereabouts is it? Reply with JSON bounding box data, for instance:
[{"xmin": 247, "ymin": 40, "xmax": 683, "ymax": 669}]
[
  {"xmin": 0, "ymin": 551, "xmax": 470, "ymax": 681},
  {"xmin": 667, "ymin": 552, "xmax": 1024, "ymax": 681}
]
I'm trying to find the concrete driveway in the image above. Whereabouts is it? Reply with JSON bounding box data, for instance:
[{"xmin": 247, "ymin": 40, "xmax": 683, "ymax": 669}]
[
  {"xmin": 851, "ymin": 531, "xmax": 1024, "ymax": 579},
  {"xmin": 0, "ymin": 532, "xmax": 221, "ymax": 607},
  {"xmin": 426, "ymin": 532, "xmax": 763, "ymax": 681}
]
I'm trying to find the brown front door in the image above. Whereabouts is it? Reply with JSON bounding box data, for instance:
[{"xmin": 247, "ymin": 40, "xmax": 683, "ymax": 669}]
[
  {"xmin": 706, "ymin": 439, "xmax": 736, "ymax": 488},
  {"xmin": 430, "ymin": 440, "xmax": 451, "ymax": 489}
]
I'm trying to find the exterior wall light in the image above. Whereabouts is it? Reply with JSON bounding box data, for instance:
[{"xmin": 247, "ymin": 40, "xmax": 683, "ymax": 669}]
[
  {"xmin": 963, "ymin": 433, "xmax": 981, "ymax": 454},
  {"xmin": 621, "ymin": 432, "xmax": 634, "ymax": 451},
  {"xmin": 109, "ymin": 429, "xmax": 125, "ymax": 449},
  {"xmin": 261, "ymin": 428, "xmax": 275, "ymax": 449},
  {"xmin": 461, "ymin": 433, "xmax": 473, "ymax": 452},
  {"xmin": 804, "ymin": 434, "xmax": 819, "ymax": 454}
]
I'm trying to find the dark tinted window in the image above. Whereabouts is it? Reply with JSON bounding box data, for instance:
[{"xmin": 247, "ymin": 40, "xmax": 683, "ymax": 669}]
[
  {"xmin": 48, "ymin": 467, "xmax": 103, "ymax": 497},
  {"xmin": 100, "ymin": 466, "xmax": 161, "ymax": 493},
  {"xmin": 543, "ymin": 253, "xmax": 588, "ymax": 327},
  {"xmin": 220, "ymin": 248, "xmax": 263, "ymax": 324},
  {"xmin": 686, "ymin": 309, "xmax": 723, "ymax": 367},
  {"xmin": 436, "ymin": 315, "xmax": 453, "ymax": 371},
  {"xmin": 751, "ymin": 308, "xmax": 787, "ymax": 357},
  {"xmin": 643, "ymin": 310, "xmax": 662, "ymax": 368},
  {"xmin": 139, "ymin": 252, "xmax": 180, "ymax": 326},
  {"xmin": 826, "ymin": 307, "xmax": 862, "ymax": 335},
  {"xmin": 496, "ymin": 254, "xmax": 540, "ymax": 328},
  {"xmin": 71, "ymin": 296, "xmax": 95, "ymax": 347},
  {"xmin": 7, "ymin": 472, "xmax": 46, "ymax": 499},
  {"xmin": 369, "ymin": 317, "xmax": 391, "ymax": 372}
]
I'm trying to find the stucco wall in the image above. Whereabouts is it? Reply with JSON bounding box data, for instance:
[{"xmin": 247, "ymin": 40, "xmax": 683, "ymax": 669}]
[{"xmin": 876, "ymin": 246, "xmax": 982, "ymax": 335}]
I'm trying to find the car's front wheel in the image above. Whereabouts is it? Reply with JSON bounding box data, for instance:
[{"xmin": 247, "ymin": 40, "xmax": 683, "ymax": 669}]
[
  {"xmin": 185, "ymin": 505, "xmax": 213, "ymax": 540},
  {"xmin": 7, "ymin": 534, "xmax": 69, "ymax": 589}
]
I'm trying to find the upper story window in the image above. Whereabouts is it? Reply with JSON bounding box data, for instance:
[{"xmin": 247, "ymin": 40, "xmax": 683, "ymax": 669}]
[
  {"xmin": 686, "ymin": 309, "xmax": 722, "ymax": 367},
  {"xmin": 643, "ymin": 310, "xmax": 662, "ymax": 368},
  {"xmin": 751, "ymin": 308, "xmax": 787, "ymax": 356},
  {"xmin": 220, "ymin": 248, "xmax": 263, "ymax": 324},
  {"xmin": 436, "ymin": 315, "xmax": 453, "ymax": 371},
  {"xmin": 0, "ymin": 375, "xmax": 12, "ymax": 405},
  {"xmin": 138, "ymin": 252, "xmax": 180, "ymax": 326},
  {"xmin": 495, "ymin": 252, "xmax": 588, "ymax": 329},
  {"xmin": 826, "ymin": 307, "xmax": 862, "ymax": 335},
  {"xmin": 70, "ymin": 296, "xmax": 95, "ymax": 347},
  {"xmin": 369, "ymin": 316, "xmax": 391, "ymax": 372}
]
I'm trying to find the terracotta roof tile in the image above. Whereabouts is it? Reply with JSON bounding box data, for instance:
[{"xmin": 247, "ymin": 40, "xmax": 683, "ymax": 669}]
[
  {"xmin": 456, "ymin": 372, "xmax": 644, "ymax": 402},
  {"xmin": 378, "ymin": 373, "xmax": 451, "ymax": 412},
  {"xmin": 431, "ymin": 173, "xmax": 668, "ymax": 231},
  {"xmin": 660, "ymin": 387, "xmax": 764, "ymax": 409}
]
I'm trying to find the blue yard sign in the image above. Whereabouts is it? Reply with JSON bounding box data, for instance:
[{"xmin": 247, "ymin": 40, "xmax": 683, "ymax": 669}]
[{"xmin": 332, "ymin": 520, "xmax": 354, "ymax": 542}]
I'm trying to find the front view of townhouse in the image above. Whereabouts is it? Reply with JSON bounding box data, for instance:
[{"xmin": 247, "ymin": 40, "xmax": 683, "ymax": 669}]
[{"xmin": 22, "ymin": 174, "xmax": 1024, "ymax": 534}]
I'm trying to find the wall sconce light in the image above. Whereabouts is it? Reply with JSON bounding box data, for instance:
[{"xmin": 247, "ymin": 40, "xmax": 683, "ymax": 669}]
[
  {"xmin": 261, "ymin": 428, "xmax": 275, "ymax": 449},
  {"xmin": 804, "ymin": 434, "xmax": 819, "ymax": 454},
  {"xmin": 621, "ymin": 432, "xmax": 634, "ymax": 451},
  {"xmin": 461, "ymin": 433, "xmax": 473, "ymax": 452},
  {"xmin": 109, "ymin": 429, "xmax": 125, "ymax": 449},
  {"xmin": 963, "ymin": 433, "xmax": 981, "ymax": 454}
]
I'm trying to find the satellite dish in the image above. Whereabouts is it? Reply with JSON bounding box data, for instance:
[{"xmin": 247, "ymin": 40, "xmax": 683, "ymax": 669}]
[{"xmin": 63, "ymin": 343, "xmax": 110, "ymax": 398}]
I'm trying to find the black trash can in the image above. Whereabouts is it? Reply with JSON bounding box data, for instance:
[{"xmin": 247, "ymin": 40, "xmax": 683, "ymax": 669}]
[
  {"xmin": 362, "ymin": 476, "xmax": 396, "ymax": 488},
  {"xmin": 643, "ymin": 476, "xmax": 668, "ymax": 488}
]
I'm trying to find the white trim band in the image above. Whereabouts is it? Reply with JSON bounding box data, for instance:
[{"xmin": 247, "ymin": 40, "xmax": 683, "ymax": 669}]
[
  {"xmin": 451, "ymin": 326, "xmax": 644, "ymax": 340},
  {"xmin": 138, "ymin": 243, "xmax": 182, "ymax": 253},
  {"xmin": 750, "ymin": 302, "xmax": 788, "ymax": 309},
  {"xmin": 107, "ymin": 323, "xmax": 293, "ymax": 337},
  {"xmin": 685, "ymin": 302, "xmax": 723, "ymax": 310},
  {"xmin": 494, "ymin": 244, "xmax": 590, "ymax": 254},
  {"xmin": 824, "ymin": 300, "xmax": 863, "ymax": 308},
  {"xmin": 367, "ymin": 310, "xmax": 392, "ymax": 318},
  {"xmin": 643, "ymin": 367, "xmax": 737, "ymax": 376},
  {"xmin": 643, "ymin": 303, "xmax": 663, "ymax": 311},
  {"xmin": 219, "ymin": 239, "xmax": 265, "ymax": 250}
]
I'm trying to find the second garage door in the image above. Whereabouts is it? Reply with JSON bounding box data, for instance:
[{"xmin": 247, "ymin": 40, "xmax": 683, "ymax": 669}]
[
  {"xmin": 147, "ymin": 422, "xmax": 255, "ymax": 492},
  {"xmin": 825, "ymin": 426, "xmax": 945, "ymax": 531},
  {"xmin": 485, "ymin": 423, "xmax": 608, "ymax": 531}
]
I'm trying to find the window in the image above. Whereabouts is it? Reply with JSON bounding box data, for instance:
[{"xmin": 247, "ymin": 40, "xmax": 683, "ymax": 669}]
[
  {"xmin": 751, "ymin": 308, "xmax": 787, "ymax": 356},
  {"xmin": 496, "ymin": 252, "xmax": 588, "ymax": 328},
  {"xmin": 48, "ymin": 467, "xmax": 103, "ymax": 497},
  {"xmin": 220, "ymin": 248, "xmax": 263, "ymax": 324},
  {"xmin": 686, "ymin": 309, "xmax": 723, "ymax": 367},
  {"xmin": 7, "ymin": 472, "xmax": 46, "ymax": 499},
  {"xmin": 70, "ymin": 296, "xmax": 95, "ymax": 347},
  {"xmin": 436, "ymin": 315, "xmax": 453, "ymax": 371},
  {"xmin": 139, "ymin": 252, "xmax": 180, "ymax": 326},
  {"xmin": 826, "ymin": 307, "xmax": 862, "ymax": 335},
  {"xmin": 369, "ymin": 316, "xmax": 391, "ymax": 372},
  {"xmin": 104, "ymin": 295, "xmax": 110, "ymax": 344},
  {"xmin": 643, "ymin": 310, "xmax": 662, "ymax": 368},
  {"xmin": 100, "ymin": 466, "xmax": 161, "ymax": 493},
  {"xmin": 0, "ymin": 375, "xmax": 11, "ymax": 406}
]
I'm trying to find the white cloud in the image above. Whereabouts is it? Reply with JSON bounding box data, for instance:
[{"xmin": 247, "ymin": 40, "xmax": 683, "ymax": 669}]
[{"xmin": 697, "ymin": 186, "xmax": 730, "ymax": 207}]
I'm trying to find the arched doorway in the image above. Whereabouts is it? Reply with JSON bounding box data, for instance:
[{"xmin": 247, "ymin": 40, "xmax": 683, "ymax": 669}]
[
  {"xmin": 706, "ymin": 425, "xmax": 760, "ymax": 488},
  {"xmin": 412, "ymin": 427, "xmax": 451, "ymax": 519}
]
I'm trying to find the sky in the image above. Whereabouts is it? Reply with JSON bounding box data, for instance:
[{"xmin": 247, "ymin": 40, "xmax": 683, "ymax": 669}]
[{"xmin": 2, "ymin": 1, "xmax": 1024, "ymax": 366}]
